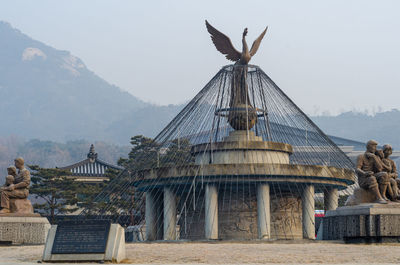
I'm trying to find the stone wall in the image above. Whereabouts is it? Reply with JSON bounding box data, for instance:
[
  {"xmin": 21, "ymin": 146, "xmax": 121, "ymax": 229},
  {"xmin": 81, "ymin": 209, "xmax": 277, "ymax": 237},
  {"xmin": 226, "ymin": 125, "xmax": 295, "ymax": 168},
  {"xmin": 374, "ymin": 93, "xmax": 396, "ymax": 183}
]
[{"xmin": 270, "ymin": 196, "xmax": 302, "ymax": 239}]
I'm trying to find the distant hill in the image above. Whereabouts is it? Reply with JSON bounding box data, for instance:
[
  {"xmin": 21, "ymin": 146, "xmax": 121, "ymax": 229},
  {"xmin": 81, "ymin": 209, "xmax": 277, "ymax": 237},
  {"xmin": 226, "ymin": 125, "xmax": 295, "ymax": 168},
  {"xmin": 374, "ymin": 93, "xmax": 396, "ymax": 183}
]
[
  {"xmin": 0, "ymin": 21, "xmax": 182, "ymax": 144},
  {"xmin": 311, "ymin": 109, "xmax": 400, "ymax": 149}
]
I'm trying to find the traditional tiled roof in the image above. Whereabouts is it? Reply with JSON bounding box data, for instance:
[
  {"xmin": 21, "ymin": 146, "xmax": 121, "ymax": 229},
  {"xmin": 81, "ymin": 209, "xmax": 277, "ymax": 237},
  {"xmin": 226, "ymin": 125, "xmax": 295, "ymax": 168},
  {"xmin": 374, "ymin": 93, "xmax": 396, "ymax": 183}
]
[{"xmin": 59, "ymin": 144, "xmax": 123, "ymax": 177}]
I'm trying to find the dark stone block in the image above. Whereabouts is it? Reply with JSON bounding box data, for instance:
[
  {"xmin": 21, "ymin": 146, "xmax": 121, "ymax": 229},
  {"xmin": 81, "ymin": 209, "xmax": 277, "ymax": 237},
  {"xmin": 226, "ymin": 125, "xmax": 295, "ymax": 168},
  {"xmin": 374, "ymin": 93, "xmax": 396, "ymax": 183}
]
[
  {"xmin": 344, "ymin": 236, "xmax": 400, "ymax": 243},
  {"xmin": 51, "ymin": 220, "xmax": 111, "ymax": 254}
]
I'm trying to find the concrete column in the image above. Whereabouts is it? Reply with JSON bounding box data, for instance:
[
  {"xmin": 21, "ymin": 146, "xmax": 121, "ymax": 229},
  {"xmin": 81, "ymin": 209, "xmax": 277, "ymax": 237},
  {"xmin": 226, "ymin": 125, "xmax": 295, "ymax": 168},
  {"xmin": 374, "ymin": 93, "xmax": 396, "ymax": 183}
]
[
  {"xmin": 301, "ymin": 184, "xmax": 315, "ymax": 239},
  {"xmin": 257, "ymin": 184, "xmax": 270, "ymax": 239},
  {"xmin": 163, "ymin": 187, "xmax": 176, "ymax": 240},
  {"xmin": 145, "ymin": 190, "xmax": 157, "ymax": 241},
  {"xmin": 324, "ymin": 188, "xmax": 338, "ymax": 211},
  {"xmin": 205, "ymin": 184, "xmax": 218, "ymax": 239}
]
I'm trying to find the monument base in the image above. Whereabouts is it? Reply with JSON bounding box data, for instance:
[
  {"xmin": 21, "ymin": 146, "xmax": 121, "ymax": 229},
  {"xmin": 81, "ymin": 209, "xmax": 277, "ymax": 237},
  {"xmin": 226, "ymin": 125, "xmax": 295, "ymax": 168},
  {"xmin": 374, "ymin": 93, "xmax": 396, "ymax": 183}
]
[
  {"xmin": 0, "ymin": 216, "xmax": 50, "ymax": 244},
  {"xmin": 322, "ymin": 203, "xmax": 400, "ymax": 243}
]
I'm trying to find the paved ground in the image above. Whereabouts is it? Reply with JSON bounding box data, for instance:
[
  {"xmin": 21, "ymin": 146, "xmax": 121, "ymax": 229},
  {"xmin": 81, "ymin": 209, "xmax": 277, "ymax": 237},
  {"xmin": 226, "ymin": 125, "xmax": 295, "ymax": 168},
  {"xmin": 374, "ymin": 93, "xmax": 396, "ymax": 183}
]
[{"xmin": 1, "ymin": 241, "xmax": 400, "ymax": 264}]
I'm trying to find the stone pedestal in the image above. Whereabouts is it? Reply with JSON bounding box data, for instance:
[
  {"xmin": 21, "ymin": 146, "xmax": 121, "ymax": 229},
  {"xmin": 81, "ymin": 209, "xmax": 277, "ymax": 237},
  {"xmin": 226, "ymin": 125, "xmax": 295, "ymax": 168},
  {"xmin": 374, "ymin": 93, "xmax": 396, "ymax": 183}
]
[
  {"xmin": 0, "ymin": 215, "xmax": 50, "ymax": 244},
  {"xmin": 301, "ymin": 185, "xmax": 315, "ymax": 239},
  {"xmin": 205, "ymin": 184, "xmax": 218, "ymax": 239},
  {"xmin": 138, "ymin": 122, "xmax": 354, "ymax": 241},
  {"xmin": 163, "ymin": 187, "xmax": 176, "ymax": 240},
  {"xmin": 322, "ymin": 203, "xmax": 400, "ymax": 243},
  {"xmin": 257, "ymin": 184, "xmax": 270, "ymax": 239}
]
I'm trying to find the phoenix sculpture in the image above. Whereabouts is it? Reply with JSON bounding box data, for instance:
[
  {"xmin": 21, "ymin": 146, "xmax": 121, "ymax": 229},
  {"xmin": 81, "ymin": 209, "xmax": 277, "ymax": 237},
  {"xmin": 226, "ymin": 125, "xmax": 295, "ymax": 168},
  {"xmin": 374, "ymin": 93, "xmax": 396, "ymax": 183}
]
[
  {"xmin": 206, "ymin": 20, "xmax": 268, "ymax": 130},
  {"xmin": 205, "ymin": 20, "xmax": 268, "ymax": 65}
]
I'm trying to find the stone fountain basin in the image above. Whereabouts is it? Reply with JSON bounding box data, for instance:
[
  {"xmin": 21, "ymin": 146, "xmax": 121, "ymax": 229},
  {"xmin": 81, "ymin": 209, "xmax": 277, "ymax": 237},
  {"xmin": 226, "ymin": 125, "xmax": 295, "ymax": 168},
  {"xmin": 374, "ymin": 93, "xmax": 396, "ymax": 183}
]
[{"xmin": 133, "ymin": 163, "xmax": 355, "ymax": 192}]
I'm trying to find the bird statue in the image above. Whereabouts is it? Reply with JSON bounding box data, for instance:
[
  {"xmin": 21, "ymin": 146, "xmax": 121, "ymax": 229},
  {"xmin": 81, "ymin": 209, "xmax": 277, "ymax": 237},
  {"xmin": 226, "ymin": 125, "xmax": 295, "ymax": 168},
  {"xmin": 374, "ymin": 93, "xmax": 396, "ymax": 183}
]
[{"xmin": 205, "ymin": 20, "xmax": 268, "ymax": 65}]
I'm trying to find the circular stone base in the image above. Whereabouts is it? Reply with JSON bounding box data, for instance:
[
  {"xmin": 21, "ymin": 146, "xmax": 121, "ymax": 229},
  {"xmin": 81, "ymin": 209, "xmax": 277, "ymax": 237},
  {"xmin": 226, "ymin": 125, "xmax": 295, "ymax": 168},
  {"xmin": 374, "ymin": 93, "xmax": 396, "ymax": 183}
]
[{"xmin": 191, "ymin": 131, "xmax": 293, "ymax": 165}]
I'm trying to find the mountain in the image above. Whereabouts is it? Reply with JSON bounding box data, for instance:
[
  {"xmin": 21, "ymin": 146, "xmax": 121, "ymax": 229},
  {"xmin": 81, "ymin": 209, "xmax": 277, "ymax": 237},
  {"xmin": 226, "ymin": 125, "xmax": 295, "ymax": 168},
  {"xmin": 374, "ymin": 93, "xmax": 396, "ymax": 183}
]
[
  {"xmin": 311, "ymin": 109, "xmax": 400, "ymax": 149},
  {"xmin": 2, "ymin": 21, "xmax": 400, "ymax": 149},
  {"xmin": 105, "ymin": 104, "xmax": 183, "ymax": 141},
  {"xmin": 0, "ymin": 21, "xmax": 182, "ymax": 144}
]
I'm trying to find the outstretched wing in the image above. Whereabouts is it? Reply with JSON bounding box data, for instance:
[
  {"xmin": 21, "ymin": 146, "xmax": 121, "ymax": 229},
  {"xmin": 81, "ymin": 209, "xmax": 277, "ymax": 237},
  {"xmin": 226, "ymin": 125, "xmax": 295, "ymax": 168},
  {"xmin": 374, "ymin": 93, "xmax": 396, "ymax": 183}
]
[
  {"xmin": 205, "ymin": 20, "xmax": 241, "ymax": 62},
  {"xmin": 250, "ymin": 26, "xmax": 268, "ymax": 56}
]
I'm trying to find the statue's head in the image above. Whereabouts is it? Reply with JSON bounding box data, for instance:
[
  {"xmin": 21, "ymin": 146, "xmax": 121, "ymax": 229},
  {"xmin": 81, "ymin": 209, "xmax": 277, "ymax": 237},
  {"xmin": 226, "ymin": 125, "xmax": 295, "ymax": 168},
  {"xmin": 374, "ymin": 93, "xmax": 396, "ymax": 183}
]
[
  {"xmin": 14, "ymin": 157, "xmax": 24, "ymax": 169},
  {"xmin": 5, "ymin": 175, "xmax": 14, "ymax": 185},
  {"xmin": 376, "ymin": 149, "xmax": 384, "ymax": 159},
  {"xmin": 383, "ymin": 144, "xmax": 393, "ymax": 157},
  {"xmin": 7, "ymin": 166, "xmax": 17, "ymax": 176},
  {"xmin": 366, "ymin": 140, "xmax": 378, "ymax": 153}
]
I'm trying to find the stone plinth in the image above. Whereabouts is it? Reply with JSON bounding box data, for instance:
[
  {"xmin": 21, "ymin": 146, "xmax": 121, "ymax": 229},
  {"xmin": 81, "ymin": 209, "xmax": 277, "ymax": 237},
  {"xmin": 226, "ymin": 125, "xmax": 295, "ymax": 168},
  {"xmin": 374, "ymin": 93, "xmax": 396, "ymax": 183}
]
[
  {"xmin": 322, "ymin": 203, "xmax": 400, "ymax": 243},
  {"xmin": 0, "ymin": 216, "xmax": 50, "ymax": 244},
  {"xmin": 135, "ymin": 128, "xmax": 354, "ymax": 241}
]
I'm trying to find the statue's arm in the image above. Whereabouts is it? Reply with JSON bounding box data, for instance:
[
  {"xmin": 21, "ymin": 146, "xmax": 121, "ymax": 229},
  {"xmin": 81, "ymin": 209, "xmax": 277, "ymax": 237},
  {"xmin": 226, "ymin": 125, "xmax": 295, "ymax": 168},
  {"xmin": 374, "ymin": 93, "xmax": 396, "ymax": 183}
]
[
  {"xmin": 369, "ymin": 153, "xmax": 384, "ymax": 172},
  {"xmin": 355, "ymin": 155, "xmax": 367, "ymax": 176},
  {"xmin": 381, "ymin": 160, "xmax": 392, "ymax": 172},
  {"xmin": 392, "ymin": 160, "xmax": 398, "ymax": 178},
  {"xmin": 13, "ymin": 171, "xmax": 30, "ymax": 189}
]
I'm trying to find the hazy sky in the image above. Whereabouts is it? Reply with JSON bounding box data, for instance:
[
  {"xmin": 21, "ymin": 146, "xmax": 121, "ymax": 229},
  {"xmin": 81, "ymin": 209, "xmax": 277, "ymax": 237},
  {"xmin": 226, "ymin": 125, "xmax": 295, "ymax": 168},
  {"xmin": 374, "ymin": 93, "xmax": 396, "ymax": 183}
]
[{"xmin": 1, "ymin": 0, "xmax": 400, "ymax": 115}]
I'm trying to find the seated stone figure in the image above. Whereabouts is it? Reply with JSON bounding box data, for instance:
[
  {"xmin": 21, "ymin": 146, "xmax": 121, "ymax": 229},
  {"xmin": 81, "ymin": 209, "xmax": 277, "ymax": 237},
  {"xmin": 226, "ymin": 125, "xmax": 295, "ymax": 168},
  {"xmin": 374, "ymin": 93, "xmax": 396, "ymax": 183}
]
[
  {"xmin": 0, "ymin": 157, "xmax": 33, "ymax": 214},
  {"xmin": 0, "ymin": 175, "xmax": 15, "ymax": 191},
  {"xmin": 0, "ymin": 175, "xmax": 14, "ymax": 191},
  {"xmin": 0, "ymin": 166, "xmax": 17, "ymax": 194},
  {"xmin": 379, "ymin": 145, "xmax": 400, "ymax": 202},
  {"xmin": 352, "ymin": 140, "xmax": 389, "ymax": 204},
  {"xmin": 6, "ymin": 165, "xmax": 17, "ymax": 178}
]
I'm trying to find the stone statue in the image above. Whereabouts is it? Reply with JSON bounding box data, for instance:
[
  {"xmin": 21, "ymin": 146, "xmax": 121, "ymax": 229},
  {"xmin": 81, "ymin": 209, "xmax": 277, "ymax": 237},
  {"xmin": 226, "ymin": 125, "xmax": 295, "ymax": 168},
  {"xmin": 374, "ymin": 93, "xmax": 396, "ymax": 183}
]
[
  {"xmin": 205, "ymin": 20, "xmax": 268, "ymax": 131},
  {"xmin": 5, "ymin": 165, "xmax": 17, "ymax": 182},
  {"xmin": 380, "ymin": 144, "xmax": 400, "ymax": 201},
  {"xmin": 355, "ymin": 140, "xmax": 389, "ymax": 204},
  {"xmin": 0, "ymin": 174, "xmax": 15, "ymax": 192},
  {"xmin": 0, "ymin": 157, "xmax": 33, "ymax": 214}
]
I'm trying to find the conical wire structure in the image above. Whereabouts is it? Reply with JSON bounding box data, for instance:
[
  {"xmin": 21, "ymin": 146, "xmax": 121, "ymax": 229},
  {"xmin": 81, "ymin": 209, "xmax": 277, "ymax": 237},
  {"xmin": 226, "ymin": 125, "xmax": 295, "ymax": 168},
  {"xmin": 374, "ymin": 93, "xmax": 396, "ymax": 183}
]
[{"xmin": 82, "ymin": 64, "xmax": 355, "ymax": 240}]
